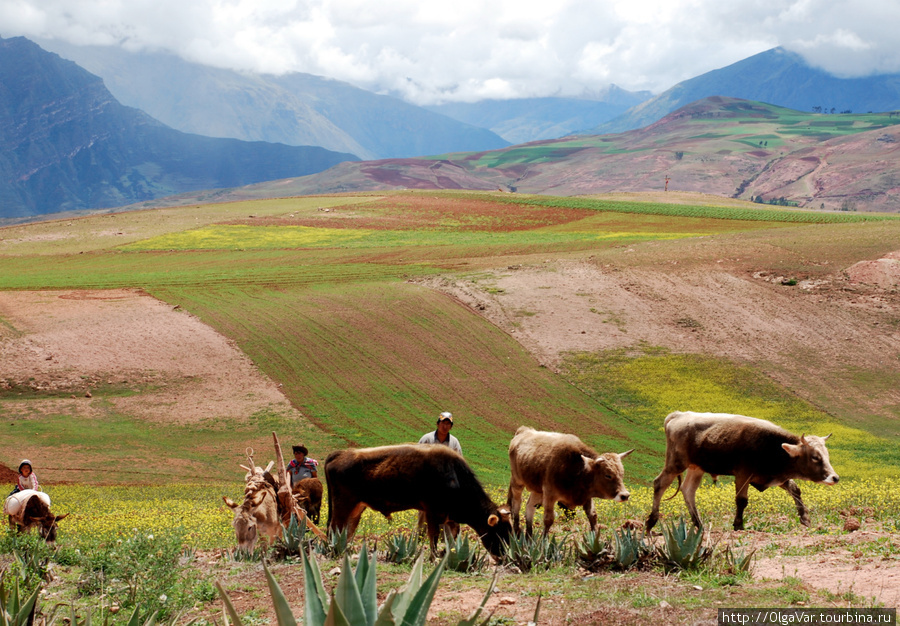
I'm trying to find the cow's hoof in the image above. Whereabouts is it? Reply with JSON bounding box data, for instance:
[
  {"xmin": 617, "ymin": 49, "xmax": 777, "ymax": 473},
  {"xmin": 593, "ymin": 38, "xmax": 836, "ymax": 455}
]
[
  {"xmin": 732, "ymin": 523, "xmax": 745, "ymax": 531},
  {"xmin": 800, "ymin": 517, "xmax": 811, "ymax": 527}
]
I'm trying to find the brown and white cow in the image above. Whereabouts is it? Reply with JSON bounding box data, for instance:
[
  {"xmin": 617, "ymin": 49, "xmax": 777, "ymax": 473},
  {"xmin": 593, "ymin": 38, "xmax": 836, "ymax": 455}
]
[
  {"xmin": 646, "ymin": 411, "xmax": 839, "ymax": 532},
  {"xmin": 4, "ymin": 490, "xmax": 68, "ymax": 541},
  {"xmin": 223, "ymin": 464, "xmax": 282, "ymax": 552},
  {"xmin": 292, "ymin": 477, "xmax": 324, "ymax": 525},
  {"xmin": 507, "ymin": 426, "xmax": 633, "ymax": 536},
  {"xmin": 325, "ymin": 444, "xmax": 512, "ymax": 556}
]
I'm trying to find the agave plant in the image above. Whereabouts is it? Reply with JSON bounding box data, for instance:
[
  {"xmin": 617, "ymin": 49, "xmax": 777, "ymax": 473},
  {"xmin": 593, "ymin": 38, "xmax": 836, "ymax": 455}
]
[
  {"xmin": 313, "ymin": 527, "xmax": 350, "ymax": 558},
  {"xmin": 723, "ymin": 544, "xmax": 756, "ymax": 574},
  {"xmin": 215, "ymin": 541, "xmax": 508, "ymax": 626},
  {"xmin": 443, "ymin": 528, "xmax": 487, "ymax": 573},
  {"xmin": 501, "ymin": 532, "xmax": 569, "ymax": 573},
  {"xmin": 657, "ymin": 517, "xmax": 712, "ymax": 572},
  {"xmin": 611, "ymin": 527, "xmax": 650, "ymax": 570},
  {"xmin": 380, "ymin": 531, "xmax": 420, "ymax": 565},
  {"xmin": 272, "ymin": 513, "xmax": 308, "ymax": 559},
  {"xmin": 0, "ymin": 569, "xmax": 40, "ymax": 626},
  {"xmin": 574, "ymin": 530, "xmax": 609, "ymax": 571}
]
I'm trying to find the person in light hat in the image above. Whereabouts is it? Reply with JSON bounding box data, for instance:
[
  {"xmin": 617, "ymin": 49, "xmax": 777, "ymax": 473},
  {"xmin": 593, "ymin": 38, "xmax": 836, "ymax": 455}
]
[
  {"xmin": 418, "ymin": 411, "xmax": 462, "ymax": 456},
  {"xmin": 9, "ymin": 459, "xmax": 40, "ymax": 496}
]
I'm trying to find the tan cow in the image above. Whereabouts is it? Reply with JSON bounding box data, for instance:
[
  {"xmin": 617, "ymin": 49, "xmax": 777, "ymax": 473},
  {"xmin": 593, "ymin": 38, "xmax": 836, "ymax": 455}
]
[
  {"xmin": 223, "ymin": 461, "xmax": 282, "ymax": 552},
  {"xmin": 4, "ymin": 489, "xmax": 68, "ymax": 541},
  {"xmin": 507, "ymin": 426, "xmax": 633, "ymax": 536},
  {"xmin": 646, "ymin": 411, "xmax": 839, "ymax": 531}
]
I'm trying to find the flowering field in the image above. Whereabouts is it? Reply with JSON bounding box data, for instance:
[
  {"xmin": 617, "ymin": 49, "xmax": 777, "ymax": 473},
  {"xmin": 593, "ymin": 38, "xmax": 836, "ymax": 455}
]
[{"xmin": 48, "ymin": 478, "xmax": 900, "ymax": 552}]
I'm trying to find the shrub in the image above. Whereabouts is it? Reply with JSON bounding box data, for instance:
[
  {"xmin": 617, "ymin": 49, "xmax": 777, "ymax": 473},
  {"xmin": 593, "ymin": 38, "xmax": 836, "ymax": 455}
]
[
  {"xmin": 574, "ymin": 530, "xmax": 608, "ymax": 571},
  {"xmin": 502, "ymin": 532, "xmax": 569, "ymax": 573},
  {"xmin": 443, "ymin": 528, "xmax": 487, "ymax": 573},
  {"xmin": 612, "ymin": 527, "xmax": 651, "ymax": 570},
  {"xmin": 380, "ymin": 530, "xmax": 420, "ymax": 565},
  {"xmin": 657, "ymin": 517, "xmax": 712, "ymax": 572}
]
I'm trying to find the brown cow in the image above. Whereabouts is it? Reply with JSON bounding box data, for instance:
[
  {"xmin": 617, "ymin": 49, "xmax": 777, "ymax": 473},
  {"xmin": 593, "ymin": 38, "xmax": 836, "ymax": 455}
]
[
  {"xmin": 507, "ymin": 426, "xmax": 633, "ymax": 536},
  {"xmin": 646, "ymin": 411, "xmax": 839, "ymax": 531},
  {"xmin": 4, "ymin": 490, "xmax": 68, "ymax": 541},
  {"xmin": 223, "ymin": 463, "xmax": 282, "ymax": 551},
  {"xmin": 325, "ymin": 444, "xmax": 512, "ymax": 555},
  {"xmin": 292, "ymin": 477, "xmax": 323, "ymax": 524}
]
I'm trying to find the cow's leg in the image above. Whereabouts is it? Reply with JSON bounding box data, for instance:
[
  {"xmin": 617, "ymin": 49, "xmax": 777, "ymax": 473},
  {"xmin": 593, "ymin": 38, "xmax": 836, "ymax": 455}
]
[
  {"xmin": 540, "ymin": 492, "xmax": 557, "ymax": 536},
  {"xmin": 582, "ymin": 499, "xmax": 598, "ymax": 533},
  {"xmin": 646, "ymin": 468, "xmax": 679, "ymax": 531},
  {"xmin": 425, "ymin": 512, "xmax": 450, "ymax": 553},
  {"xmin": 524, "ymin": 491, "xmax": 541, "ymax": 537},
  {"xmin": 507, "ymin": 480, "xmax": 525, "ymax": 535},
  {"xmin": 680, "ymin": 467, "xmax": 705, "ymax": 530},
  {"xmin": 780, "ymin": 480, "xmax": 810, "ymax": 527},
  {"xmin": 733, "ymin": 472, "xmax": 752, "ymax": 530}
]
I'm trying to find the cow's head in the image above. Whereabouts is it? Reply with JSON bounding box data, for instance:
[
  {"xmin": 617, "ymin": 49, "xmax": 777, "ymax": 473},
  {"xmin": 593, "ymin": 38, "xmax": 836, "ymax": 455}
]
[
  {"xmin": 480, "ymin": 506, "xmax": 513, "ymax": 556},
  {"xmin": 36, "ymin": 513, "xmax": 68, "ymax": 542},
  {"xmin": 782, "ymin": 434, "xmax": 839, "ymax": 485},
  {"xmin": 586, "ymin": 449, "xmax": 633, "ymax": 502},
  {"xmin": 223, "ymin": 495, "xmax": 261, "ymax": 552}
]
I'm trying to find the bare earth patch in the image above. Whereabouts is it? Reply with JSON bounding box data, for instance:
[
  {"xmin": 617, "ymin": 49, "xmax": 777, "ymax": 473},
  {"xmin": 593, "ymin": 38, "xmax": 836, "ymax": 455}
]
[
  {"xmin": 0, "ymin": 289, "xmax": 303, "ymax": 474},
  {"xmin": 416, "ymin": 245, "xmax": 900, "ymax": 428}
]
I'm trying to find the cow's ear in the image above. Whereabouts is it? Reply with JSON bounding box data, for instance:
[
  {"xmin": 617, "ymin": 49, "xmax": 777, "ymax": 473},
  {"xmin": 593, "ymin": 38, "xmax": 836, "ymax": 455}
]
[
  {"xmin": 782, "ymin": 442, "xmax": 802, "ymax": 457},
  {"xmin": 582, "ymin": 454, "xmax": 595, "ymax": 468},
  {"xmin": 487, "ymin": 514, "xmax": 499, "ymax": 527},
  {"xmin": 619, "ymin": 449, "xmax": 634, "ymax": 460},
  {"xmin": 223, "ymin": 496, "xmax": 238, "ymax": 509}
]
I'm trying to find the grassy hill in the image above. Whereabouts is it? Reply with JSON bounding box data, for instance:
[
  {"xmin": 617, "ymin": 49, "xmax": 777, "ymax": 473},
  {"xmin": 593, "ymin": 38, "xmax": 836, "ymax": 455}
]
[{"xmin": 2, "ymin": 190, "xmax": 898, "ymax": 488}]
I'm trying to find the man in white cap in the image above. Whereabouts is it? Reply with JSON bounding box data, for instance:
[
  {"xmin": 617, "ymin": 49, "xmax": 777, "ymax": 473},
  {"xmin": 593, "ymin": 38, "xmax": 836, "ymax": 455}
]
[{"xmin": 418, "ymin": 411, "xmax": 462, "ymax": 456}]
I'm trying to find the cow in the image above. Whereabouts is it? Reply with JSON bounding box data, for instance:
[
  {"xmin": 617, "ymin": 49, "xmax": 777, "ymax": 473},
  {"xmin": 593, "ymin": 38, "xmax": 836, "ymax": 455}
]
[
  {"xmin": 507, "ymin": 426, "xmax": 633, "ymax": 536},
  {"xmin": 325, "ymin": 444, "xmax": 512, "ymax": 556},
  {"xmin": 4, "ymin": 489, "xmax": 68, "ymax": 541},
  {"xmin": 223, "ymin": 463, "xmax": 282, "ymax": 552},
  {"xmin": 292, "ymin": 477, "xmax": 324, "ymax": 525},
  {"xmin": 646, "ymin": 411, "xmax": 840, "ymax": 532}
]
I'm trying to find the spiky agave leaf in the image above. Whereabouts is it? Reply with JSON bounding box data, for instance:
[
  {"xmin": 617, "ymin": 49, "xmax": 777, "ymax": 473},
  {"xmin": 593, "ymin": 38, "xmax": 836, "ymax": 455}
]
[{"xmin": 263, "ymin": 560, "xmax": 298, "ymax": 626}]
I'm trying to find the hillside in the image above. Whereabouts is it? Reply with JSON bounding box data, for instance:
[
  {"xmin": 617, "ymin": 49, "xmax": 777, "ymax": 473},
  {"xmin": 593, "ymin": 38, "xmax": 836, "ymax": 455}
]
[
  {"xmin": 592, "ymin": 47, "xmax": 900, "ymax": 134},
  {"xmin": 0, "ymin": 36, "xmax": 358, "ymax": 218},
  {"xmin": 36, "ymin": 38, "xmax": 510, "ymax": 160},
  {"xmin": 1, "ymin": 190, "xmax": 898, "ymax": 488},
  {"xmin": 156, "ymin": 97, "xmax": 900, "ymax": 212}
]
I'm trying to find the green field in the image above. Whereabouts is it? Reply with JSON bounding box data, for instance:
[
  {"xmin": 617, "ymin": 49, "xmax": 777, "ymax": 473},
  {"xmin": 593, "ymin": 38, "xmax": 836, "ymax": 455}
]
[{"xmin": 2, "ymin": 191, "xmax": 897, "ymax": 486}]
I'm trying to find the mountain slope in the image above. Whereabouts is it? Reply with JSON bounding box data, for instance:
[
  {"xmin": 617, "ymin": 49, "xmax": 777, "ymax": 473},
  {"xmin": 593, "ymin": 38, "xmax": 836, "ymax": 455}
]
[
  {"xmin": 36, "ymin": 39, "xmax": 510, "ymax": 160},
  {"xmin": 426, "ymin": 86, "xmax": 651, "ymax": 143},
  {"xmin": 0, "ymin": 37, "xmax": 357, "ymax": 218},
  {"xmin": 178, "ymin": 97, "xmax": 900, "ymax": 212},
  {"xmin": 593, "ymin": 47, "xmax": 900, "ymax": 134}
]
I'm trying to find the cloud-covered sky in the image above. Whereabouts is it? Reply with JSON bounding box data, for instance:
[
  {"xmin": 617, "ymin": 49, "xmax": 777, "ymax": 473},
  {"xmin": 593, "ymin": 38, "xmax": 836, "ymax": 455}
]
[{"xmin": 2, "ymin": 0, "xmax": 899, "ymax": 104}]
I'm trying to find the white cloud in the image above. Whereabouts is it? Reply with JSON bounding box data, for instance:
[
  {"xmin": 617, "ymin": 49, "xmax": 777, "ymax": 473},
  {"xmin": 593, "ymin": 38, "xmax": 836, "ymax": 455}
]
[{"xmin": 1, "ymin": 0, "xmax": 898, "ymax": 104}]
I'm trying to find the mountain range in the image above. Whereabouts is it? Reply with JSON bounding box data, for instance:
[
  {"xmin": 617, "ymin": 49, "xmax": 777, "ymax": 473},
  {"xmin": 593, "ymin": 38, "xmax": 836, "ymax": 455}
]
[
  {"xmin": 35, "ymin": 39, "xmax": 510, "ymax": 160},
  {"xmin": 594, "ymin": 47, "xmax": 900, "ymax": 134},
  {"xmin": 0, "ymin": 36, "xmax": 359, "ymax": 218}
]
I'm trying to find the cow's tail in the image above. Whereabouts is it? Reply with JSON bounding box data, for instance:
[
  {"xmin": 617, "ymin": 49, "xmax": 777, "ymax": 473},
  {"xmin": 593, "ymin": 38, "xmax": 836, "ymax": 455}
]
[{"xmin": 664, "ymin": 473, "xmax": 683, "ymax": 501}]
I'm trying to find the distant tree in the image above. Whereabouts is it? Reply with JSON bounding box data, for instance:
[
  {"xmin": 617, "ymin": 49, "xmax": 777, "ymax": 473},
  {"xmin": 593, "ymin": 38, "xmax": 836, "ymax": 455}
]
[
  {"xmin": 674, "ymin": 151, "xmax": 684, "ymax": 160},
  {"xmin": 830, "ymin": 107, "xmax": 836, "ymax": 114},
  {"xmin": 812, "ymin": 106, "xmax": 822, "ymax": 113},
  {"xmin": 840, "ymin": 109, "xmax": 852, "ymax": 114}
]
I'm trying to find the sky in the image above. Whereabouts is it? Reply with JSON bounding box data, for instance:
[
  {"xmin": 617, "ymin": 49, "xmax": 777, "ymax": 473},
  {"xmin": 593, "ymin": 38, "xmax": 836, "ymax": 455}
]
[{"xmin": 2, "ymin": 0, "xmax": 899, "ymax": 105}]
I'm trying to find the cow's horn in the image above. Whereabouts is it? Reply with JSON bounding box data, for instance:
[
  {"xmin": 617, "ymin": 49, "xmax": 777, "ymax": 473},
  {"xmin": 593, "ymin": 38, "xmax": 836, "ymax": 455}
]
[
  {"xmin": 822, "ymin": 433, "xmax": 832, "ymax": 441},
  {"xmin": 619, "ymin": 448, "xmax": 635, "ymax": 459},
  {"xmin": 800, "ymin": 434, "xmax": 808, "ymax": 445}
]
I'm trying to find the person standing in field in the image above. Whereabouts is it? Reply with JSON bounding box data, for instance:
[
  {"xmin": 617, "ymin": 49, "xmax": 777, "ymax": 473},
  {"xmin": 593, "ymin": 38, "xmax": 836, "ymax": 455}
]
[
  {"xmin": 417, "ymin": 411, "xmax": 462, "ymax": 536},
  {"xmin": 287, "ymin": 445, "xmax": 318, "ymax": 487},
  {"xmin": 418, "ymin": 411, "xmax": 462, "ymax": 456}
]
